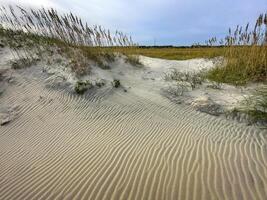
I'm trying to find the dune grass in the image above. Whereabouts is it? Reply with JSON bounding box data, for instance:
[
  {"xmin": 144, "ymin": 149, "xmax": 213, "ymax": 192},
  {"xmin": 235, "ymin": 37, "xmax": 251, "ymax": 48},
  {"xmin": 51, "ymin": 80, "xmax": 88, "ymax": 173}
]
[
  {"xmin": 0, "ymin": 5, "xmax": 135, "ymax": 47},
  {"xmin": 205, "ymin": 14, "xmax": 267, "ymax": 85},
  {"xmin": 0, "ymin": 5, "xmax": 137, "ymax": 74},
  {"xmin": 238, "ymin": 86, "xmax": 267, "ymax": 124},
  {"xmin": 206, "ymin": 46, "xmax": 267, "ymax": 85},
  {"xmin": 0, "ymin": 5, "xmax": 266, "ymax": 86},
  {"xmin": 125, "ymin": 55, "xmax": 143, "ymax": 66}
]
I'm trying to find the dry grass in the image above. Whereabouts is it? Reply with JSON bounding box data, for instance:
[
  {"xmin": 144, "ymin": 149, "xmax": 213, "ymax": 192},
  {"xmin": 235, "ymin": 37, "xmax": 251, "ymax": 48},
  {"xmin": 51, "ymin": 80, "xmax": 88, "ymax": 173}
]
[
  {"xmin": 206, "ymin": 46, "xmax": 267, "ymax": 85},
  {"xmin": 11, "ymin": 57, "xmax": 39, "ymax": 69},
  {"xmin": 0, "ymin": 5, "xmax": 136, "ymax": 73},
  {"xmin": 100, "ymin": 46, "xmax": 224, "ymax": 60},
  {"xmin": 205, "ymin": 14, "xmax": 267, "ymax": 85},
  {"xmin": 0, "ymin": 5, "xmax": 135, "ymax": 47},
  {"xmin": 125, "ymin": 55, "xmax": 142, "ymax": 66},
  {"xmin": 0, "ymin": 5, "xmax": 266, "ymax": 85}
]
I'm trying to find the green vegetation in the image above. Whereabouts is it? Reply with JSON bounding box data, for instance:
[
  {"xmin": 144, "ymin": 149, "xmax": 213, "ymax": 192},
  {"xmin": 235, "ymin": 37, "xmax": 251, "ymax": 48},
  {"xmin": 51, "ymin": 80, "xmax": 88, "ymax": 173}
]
[
  {"xmin": 74, "ymin": 80, "xmax": 93, "ymax": 94},
  {"xmin": 95, "ymin": 79, "xmax": 106, "ymax": 87},
  {"xmin": 164, "ymin": 69, "xmax": 205, "ymax": 89},
  {"xmin": 112, "ymin": 79, "xmax": 121, "ymax": 88},
  {"xmin": 242, "ymin": 86, "xmax": 267, "ymax": 124},
  {"xmin": 0, "ymin": 5, "xmax": 266, "ymax": 124},
  {"xmin": 205, "ymin": 14, "xmax": 267, "ymax": 85},
  {"xmin": 229, "ymin": 86, "xmax": 267, "ymax": 125},
  {"xmin": 0, "ymin": 5, "xmax": 136, "ymax": 73},
  {"xmin": 1, "ymin": 5, "xmax": 265, "ymax": 86}
]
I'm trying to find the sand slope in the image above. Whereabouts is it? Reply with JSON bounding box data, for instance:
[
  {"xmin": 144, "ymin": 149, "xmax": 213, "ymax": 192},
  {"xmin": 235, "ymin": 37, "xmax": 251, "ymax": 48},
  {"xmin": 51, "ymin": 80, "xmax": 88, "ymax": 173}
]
[{"xmin": 0, "ymin": 54, "xmax": 267, "ymax": 200}]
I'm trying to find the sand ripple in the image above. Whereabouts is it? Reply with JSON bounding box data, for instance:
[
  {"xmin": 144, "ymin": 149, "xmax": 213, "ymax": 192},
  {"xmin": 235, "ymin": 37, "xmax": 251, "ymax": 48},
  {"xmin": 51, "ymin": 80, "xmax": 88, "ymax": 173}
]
[{"xmin": 0, "ymin": 74, "xmax": 266, "ymax": 200}]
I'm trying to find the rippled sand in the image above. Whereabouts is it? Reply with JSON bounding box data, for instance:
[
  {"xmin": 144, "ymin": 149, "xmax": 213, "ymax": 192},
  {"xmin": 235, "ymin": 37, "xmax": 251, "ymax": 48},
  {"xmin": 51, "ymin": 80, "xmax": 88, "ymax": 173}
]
[{"xmin": 0, "ymin": 67, "xmax": 267, "ymax": 200}]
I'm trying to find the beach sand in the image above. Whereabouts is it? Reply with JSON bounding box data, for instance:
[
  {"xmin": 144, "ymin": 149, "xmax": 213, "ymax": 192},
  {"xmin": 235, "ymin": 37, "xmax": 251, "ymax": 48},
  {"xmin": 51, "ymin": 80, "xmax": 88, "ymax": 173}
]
[{"xmin": 0, "ymin": 50, "xmax": 266, "ymax": 200}]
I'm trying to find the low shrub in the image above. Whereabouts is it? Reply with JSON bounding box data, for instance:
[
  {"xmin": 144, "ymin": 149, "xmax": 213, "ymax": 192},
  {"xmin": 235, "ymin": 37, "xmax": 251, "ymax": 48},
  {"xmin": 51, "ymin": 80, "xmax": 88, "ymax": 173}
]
[
  {"xmin": 112, "ymin": 79, "xmax": 121, "ymax": 88},
  {"xmin": 74, "ymin": 80, "xmax": 93, "ymax": 94}
]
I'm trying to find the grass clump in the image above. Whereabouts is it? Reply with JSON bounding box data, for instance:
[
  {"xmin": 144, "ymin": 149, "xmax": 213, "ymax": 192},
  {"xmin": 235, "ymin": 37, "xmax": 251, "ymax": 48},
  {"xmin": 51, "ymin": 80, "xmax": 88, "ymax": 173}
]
[
  {"xmin": 96, "ymin": 60, "xmax": 111, "ymax": 70},
  {"xmin": 74, "ymin": 80, "xmax": 93, "ymax": 94},
  {"xmin": 164, "ymin": 69, "xmax": 204, "ymax": 89},
  {"xmin": 67, "ymin": 51, "xmax": 91, "ymax": 76},
  {"xmin": 164, "ymin": 69, "xmax": 205, "ymax": 96},
  {"xmin": 125, "ymin": 55, "xmax": 142, "ymax": 66},
  {"xmin": 70, "ymin": 59, "xmax": 90, "ymax": 76},
  {"xmin": 101, "ymin": 52, "xmax": 116, "ymax": 62},
  {"xmin": 0, "ymin": 5, "xmax": 136, "ymax": 76},
  {"xmin": 0, "ymin": 5, "xmax": 135, "ymax": 47},
  {"xmin": 112, "ymin": 79, "xmax": 121, "ymax": 88},
  {"xmin": 95, "ymin": 79, "xmax": 105, "ymax": 87},
  {"xmin": 11, "ymin": 57, "xmax": 38, "ymax": 69},
  {"xmin": 205, "ymin": 13, "xmax": 267, "ymax": 85},
  {"xmin": 240, "ymin": 86, "xmax": 267, "ymax": 124}
]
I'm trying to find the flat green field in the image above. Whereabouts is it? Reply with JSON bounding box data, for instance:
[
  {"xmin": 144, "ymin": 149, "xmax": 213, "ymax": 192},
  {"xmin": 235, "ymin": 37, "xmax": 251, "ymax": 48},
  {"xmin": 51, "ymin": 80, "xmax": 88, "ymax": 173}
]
[{"xmin": 103, "ymin": 47, "xmax": 224, "ymax": 60}]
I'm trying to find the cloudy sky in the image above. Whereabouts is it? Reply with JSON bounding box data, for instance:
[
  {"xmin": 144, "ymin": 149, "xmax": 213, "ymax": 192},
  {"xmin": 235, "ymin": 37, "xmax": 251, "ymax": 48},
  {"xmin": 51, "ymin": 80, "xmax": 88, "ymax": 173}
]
[{"xmin": 1, "ymin": 0, "xmax": 266, "ymax": 45}]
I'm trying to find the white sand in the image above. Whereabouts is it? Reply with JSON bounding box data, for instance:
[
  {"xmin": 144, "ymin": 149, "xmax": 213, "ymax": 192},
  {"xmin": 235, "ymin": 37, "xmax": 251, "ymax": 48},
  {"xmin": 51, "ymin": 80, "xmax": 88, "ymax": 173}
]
[{"xmin": 0, "ymin": 48, "xmax": 267, "ymax": 200}]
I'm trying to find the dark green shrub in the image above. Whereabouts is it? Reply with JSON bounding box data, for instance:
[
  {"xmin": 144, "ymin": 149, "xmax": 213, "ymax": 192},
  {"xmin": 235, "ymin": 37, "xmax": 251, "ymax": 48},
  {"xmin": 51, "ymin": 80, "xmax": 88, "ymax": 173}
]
[
  {"xmin": 112, "ymin": 79, "xmax": 121, "ymax": 88},
  {"xmin": 74, "ymin": 80, "xmax": 93, "ymax": 94}
]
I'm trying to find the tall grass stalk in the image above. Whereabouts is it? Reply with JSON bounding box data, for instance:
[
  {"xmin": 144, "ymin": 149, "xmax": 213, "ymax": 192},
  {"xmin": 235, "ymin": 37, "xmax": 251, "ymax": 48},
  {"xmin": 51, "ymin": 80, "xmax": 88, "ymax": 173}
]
[
  {"xmin": 0, "ymin": 5, "xmax": 138, "ymax": 73},
  {"xmin": 0, "ymin": 5, "xmax": 135, "ymax": 47},
  {"xmin": 206, "ymin": 13, "xmax": 267, "ymax": 85}
]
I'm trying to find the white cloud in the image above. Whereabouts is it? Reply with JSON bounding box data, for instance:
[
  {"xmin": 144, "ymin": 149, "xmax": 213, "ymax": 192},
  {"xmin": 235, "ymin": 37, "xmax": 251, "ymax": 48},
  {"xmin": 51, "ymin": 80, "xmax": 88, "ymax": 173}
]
[{"xmin": 0, "ymin": 0, "xmax": 60, "ymax": 9}]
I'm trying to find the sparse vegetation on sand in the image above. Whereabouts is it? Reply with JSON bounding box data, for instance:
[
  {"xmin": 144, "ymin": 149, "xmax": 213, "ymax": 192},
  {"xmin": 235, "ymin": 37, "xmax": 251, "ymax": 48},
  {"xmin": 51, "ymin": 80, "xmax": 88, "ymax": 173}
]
[
  {"xmin": 74, "ymin": 80, "xmax": 93, "ymax": 94},
  {"xmin": 0, "ymin": 5, "xmax": 138, "ymax": 73},
  {"xmin": 125, "ymin": 55, "xmax": 143, "ymax": 66},
  {"xmin": 11, "ymin": 57, "xmax": 39, "ymax": 69},
  {"xmin": 0, "ymin": 4, "xmax": 266, "ymax": 124},
  {"xmin": 164, "ymin": 69, "xmax": 205, "ymax": 90},
  {"xmin": 238, "ymin": 86, "xmax": 267, "ymax": 125},
  {"xmin": 95, "ymin": 79, "xmax": 106, "ymax": 87},
  {"xmin": 112, "ymin": 79, "xmax": 121, "ymax": 88}
]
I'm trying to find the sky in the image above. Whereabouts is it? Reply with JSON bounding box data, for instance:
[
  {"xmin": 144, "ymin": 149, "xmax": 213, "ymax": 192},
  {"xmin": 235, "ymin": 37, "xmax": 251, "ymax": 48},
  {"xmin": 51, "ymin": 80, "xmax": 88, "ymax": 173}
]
[{"xmin": 0, "ymin": 0, "xmax": 266, "ymax": 45}]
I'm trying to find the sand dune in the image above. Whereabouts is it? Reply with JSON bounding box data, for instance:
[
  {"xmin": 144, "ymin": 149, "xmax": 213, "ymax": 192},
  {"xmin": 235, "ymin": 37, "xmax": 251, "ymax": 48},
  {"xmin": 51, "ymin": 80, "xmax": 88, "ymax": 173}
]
[
  {"xmin": 0, "ymin": 52, "xmax": 267, "ymax": 200},
  {"xmin": 0, "ymin": 64, "xmax": 266, "ymax": 200}
]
